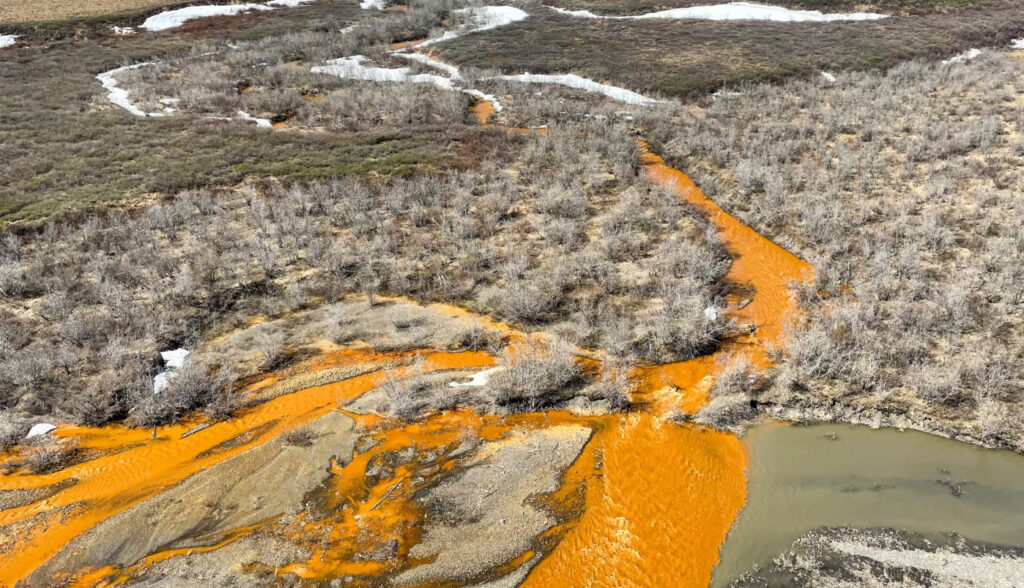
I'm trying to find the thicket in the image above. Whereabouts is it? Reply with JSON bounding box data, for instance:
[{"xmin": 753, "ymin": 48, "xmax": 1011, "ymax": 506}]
[
  {"xmin": 0, "ymin": 123, "xmax": 729, "ymax": 443},
  {"xmin": 647, "ymin": 52, "xmax": 1024, "ymax": 445}
]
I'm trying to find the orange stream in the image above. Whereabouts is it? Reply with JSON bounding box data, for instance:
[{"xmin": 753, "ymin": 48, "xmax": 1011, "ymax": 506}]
[
  {"xmin": 0, "ymin": 108, "xmax": 812, "ymax": 587},
  {"xmin": 0, "ymin": 350, "xmax": 492, "ymax": 586},
  {"xmin": 519, "ymin": 142, "xmax": 812, "ymax": 587}
]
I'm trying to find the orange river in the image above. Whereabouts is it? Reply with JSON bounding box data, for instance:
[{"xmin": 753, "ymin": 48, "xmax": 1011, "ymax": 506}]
[{"xmin": 0, "ymin": 119, "xmax": 811, "ymax": 586}]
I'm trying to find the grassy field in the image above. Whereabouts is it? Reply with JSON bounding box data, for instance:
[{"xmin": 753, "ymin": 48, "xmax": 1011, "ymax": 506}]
[
  {"xmin": 0, "ymin": 1, "xmax": 467, "ymax": 224},
  {"xmin": 434, "ymin": 1, "xmax": 1024, "ymax": 97}
]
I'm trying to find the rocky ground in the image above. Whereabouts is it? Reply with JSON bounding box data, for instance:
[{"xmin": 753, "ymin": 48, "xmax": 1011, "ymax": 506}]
[{"xmin": 731, "ymin": 527, "xmax": 1024, "ymax": 588}]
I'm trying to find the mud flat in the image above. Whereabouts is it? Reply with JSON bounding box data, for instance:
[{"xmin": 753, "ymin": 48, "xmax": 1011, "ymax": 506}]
[{"xmin": 714, "ymin": 423, "xmax": 1024, "ymax": 586}]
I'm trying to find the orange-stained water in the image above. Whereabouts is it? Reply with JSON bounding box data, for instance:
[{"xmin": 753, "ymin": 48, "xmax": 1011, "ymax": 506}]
[
  {"xmin": 1, "ymin": 125, "xmax": 812, "ymax": 587},
  {"xmin": 524, "ymin": 414, "xmax": 747, "ymax": 587},
  {"xmin": 0, "ymin": 350, "xmax": 493, "ymax": 587},
  {"xmin": 516, "ymin": 143, "xmax": 812, "ymax": 588}
]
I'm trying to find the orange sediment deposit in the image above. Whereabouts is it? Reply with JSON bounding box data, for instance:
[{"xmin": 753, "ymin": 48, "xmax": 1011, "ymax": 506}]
[
  {"xmin": 0, "ymin": 350, "xmax": 492, "ymax": 586},
  {"xmin": 470, "ymin": 99, "xmax": 496, "ymax": 125}
]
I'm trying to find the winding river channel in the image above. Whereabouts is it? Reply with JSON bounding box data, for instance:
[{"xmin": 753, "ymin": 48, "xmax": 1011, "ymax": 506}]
[{"xmin": 4, "ymin": 92, "xmax": 1024, "ymax": 588}]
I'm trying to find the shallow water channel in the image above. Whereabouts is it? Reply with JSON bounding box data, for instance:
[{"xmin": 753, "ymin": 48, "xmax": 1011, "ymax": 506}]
[{"xmin": 712, "ymin": 423, "xmax": 1024, "ymax": 586}]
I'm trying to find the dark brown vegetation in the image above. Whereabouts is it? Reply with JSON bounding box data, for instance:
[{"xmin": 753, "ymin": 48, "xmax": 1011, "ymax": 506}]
[
  {"xmin": 647, "ymin": 51, "xmax": 1024, "ymax": 448},
  {"xmin": 434, "ymin": 2, "xmax": 1024, "ymax": 97}
]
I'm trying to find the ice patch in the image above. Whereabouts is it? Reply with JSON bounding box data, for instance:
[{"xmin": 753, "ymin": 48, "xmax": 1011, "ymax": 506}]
[
  {"xmin": 548, "ymin": 2, "xmax": 887, "ymax": 21},
  {"xmin": 821, "ymin": 71, "xmax": 836, "ymax": 83},
  {"xmin": 26, "ymin": 423, "xmax": 56, "ymax": 439},
  {"xmin": 237, "ymin": 110, "xmax": 274, "ymax": 127},
  {"xmin": 154, "ymin": 348, "xmax": 190, "ymax": 394},
  {"xmin": 548, "ymin": 6, "xmax": 601, "ymax": 18},
  {"xmin": 417, "ymin": 5, "xmax": 529, "ymax": 47},
  {"xmin": 942, "ymin": 48, "xmax": 981, "ymax": 65},
  {"xmin": 312, "ymin": 55, "xmax": 455, "ymax": 89},
  {"xmin": 141, "ymin": 4, "xmax": 273, "ymax": 31},
  {"xmin": 96, "ymin": 63, "xmax": 168, "ymax": 117},
  {"xmin": 0, "ymin": 35, "xmax": 18, "ymax": 49},
  {"xmin": 449, "ymin": 367, "xmax": 505, "ymax": 387},
  {"xmin": 494, "ymin": 73, "xmax": 660, "ymax": 104},
  {"xmin": 395, "ymin": 52, "xmax": 463, "ymax": 78}
]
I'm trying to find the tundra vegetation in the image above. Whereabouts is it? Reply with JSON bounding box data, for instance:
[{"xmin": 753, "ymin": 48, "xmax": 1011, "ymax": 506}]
[
  {"xmin": 0, "ymin": 115, "xmax": 729, "ymax": 443},
  {"xmin": 648, "ymin": 52, "xmax": 1024, "ymax": 448}
]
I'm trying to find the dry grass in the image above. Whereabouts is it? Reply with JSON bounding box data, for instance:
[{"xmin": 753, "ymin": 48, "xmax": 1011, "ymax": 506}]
[{"xmin": 0, "ymin": 0, "xmax": 197, "ymax": 24}]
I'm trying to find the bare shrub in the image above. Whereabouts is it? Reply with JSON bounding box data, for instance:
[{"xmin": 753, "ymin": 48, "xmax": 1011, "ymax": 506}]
[{"xmin": 490, "ymin": 339, "xmax": 583, "ymax": 410}]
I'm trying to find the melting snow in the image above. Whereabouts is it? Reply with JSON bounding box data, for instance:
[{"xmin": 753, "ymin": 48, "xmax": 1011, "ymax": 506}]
[
  {"xmin": 549, "ymin": 2, "xmax": 887, "ymax": 21},
  {"xmin": 111, "ymin": 26, "xmax": 136, "ymax": 35},
  {"xmin": 395, "ymin": 52, "xmax": 463, "ymax": 78},
  {"xmin": 417, "ymin": 5, "xmax": 529, "ymax": 47},
  {"xmin": 312, "ymin": 55, "xmax": 455, "ymax": 89},
  {"xmin": 0, "ymin": 35, "xmax": 18, "ymax": 49},
  {"xmin": 154, "ymin": 348, "xmax": 190, "ymax": 394},
  {"xmin": 26, "ymin": 423, "xmax": 57, "ymax": 439},
  {"xmin": 139, "ymin": 0, "xmax": 319, "ymax": 32},
  {"xmin": 141, "ymin": 4, "xmax": 273, "ymax": 31},
  {"xmin": 449, "ymin": 367, "xmax": 505, "ymax": 387},
  {"xmin": 942, "ymin": 48, "xmax": 981, "ymax": 65},
  {"xmin": 494, "ymin": 73, "xmax": 660, "ymax": 104},
  {"xmin": 237, "ymin": 110, "xmax": 273, "ymax": 127},
  {"xmin": 96, "ymin": 63, "xmax": 169, "ymax": 117}
]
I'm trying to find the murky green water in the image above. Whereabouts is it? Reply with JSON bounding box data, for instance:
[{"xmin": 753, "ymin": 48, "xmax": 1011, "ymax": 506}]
[{"xmin": 712, "ymin": 423, "xmax": 1024, "ymax": 586}]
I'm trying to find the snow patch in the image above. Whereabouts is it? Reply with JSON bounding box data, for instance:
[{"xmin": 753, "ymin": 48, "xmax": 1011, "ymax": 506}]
[
  {"xmin": 360, "ymin": 0, "xmax": 386, "ymax": 8},
  {"xmin": 942, "ymin": 48, "xmax": 981, "ymax": 65},
  {"xmin": 1013, "ymin": 39, "xmax": 1024, "ymax": 50},
  {"xmin": 395, "ymin": 52, "xmax": 462, "ymax": 78},
  {"xmin": 821, "ymin": 71, "xmax": 836, "ymax": 83},
  {"xmin": 312, "ymin": 55, "xmax": 455, "ymax": 89},
  {"xmin": 237, "ymin": 110, "xmax": 273, "ymax": 127},
  {"xmin": 548, "ymin": 2, "xmax": 887, "ymax": 21},
  {"xmin": 141, "ymin": 4, "xmax": 273, "ymax": 31},
  {"xmin": 111, "ymin": 26, "xmax": 136, "ymax": 35},
  {"xmin": 96, "ymin": 63, "xmax": 168, "ymax": 117},
  {"xmin": 449, "ymin": 367, "xmax": 505, "ymax": 387},
  {"xmin": 0, "ymin": 35, "xmax": 18, "ymax": 49},
  {"xmin": 154, "ymin": 348, "xmax": 190, "ymax": 394},
  {"xmin": 466, "ymin": 89, "xmax": 503, "ymax": 111},
  {"xmin": 26, "ymin": 423, "xmax": 56, "ymax": 439},
  {"xmin": 417, "ymin": 5, "xmax": 529, "ymax": 47},
  {"xmin": 267, "ymin": 0, "xmax": 319, "ymax": 6},
  {"xmin": 494, "ymin": 73, "xmax": 660, "ymax": 104}
]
